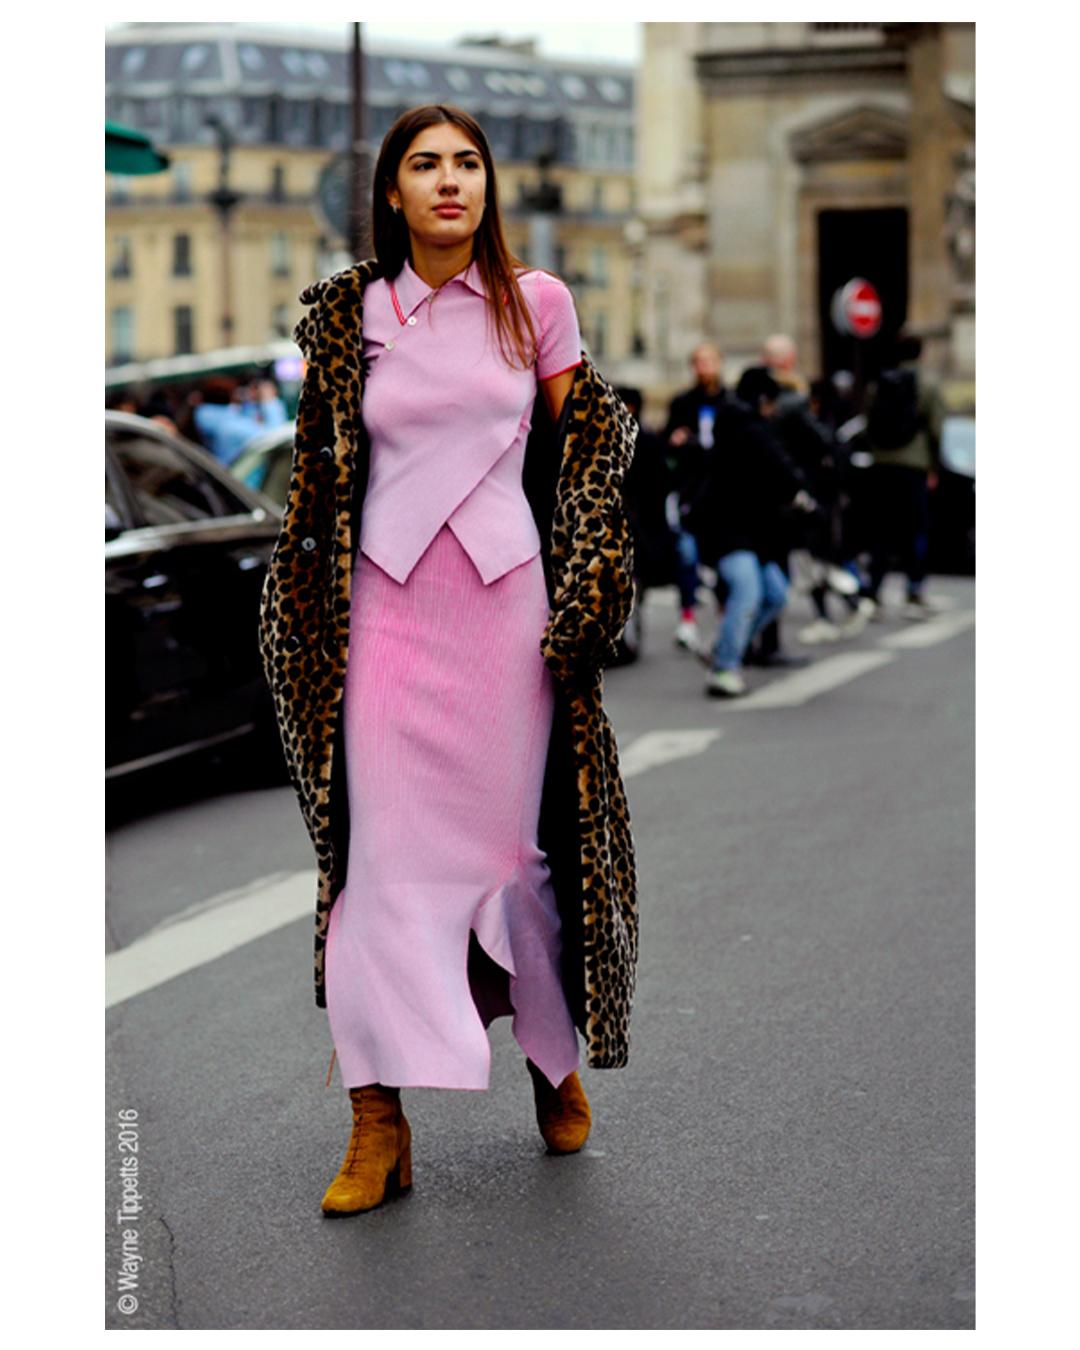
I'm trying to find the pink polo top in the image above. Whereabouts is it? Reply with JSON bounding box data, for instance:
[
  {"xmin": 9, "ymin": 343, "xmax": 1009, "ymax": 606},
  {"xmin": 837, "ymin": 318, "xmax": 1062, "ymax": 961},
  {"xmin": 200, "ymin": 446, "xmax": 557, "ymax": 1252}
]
[{"xmin": 357, "ymin": 258, "xmax": 582, "ymax": 584}]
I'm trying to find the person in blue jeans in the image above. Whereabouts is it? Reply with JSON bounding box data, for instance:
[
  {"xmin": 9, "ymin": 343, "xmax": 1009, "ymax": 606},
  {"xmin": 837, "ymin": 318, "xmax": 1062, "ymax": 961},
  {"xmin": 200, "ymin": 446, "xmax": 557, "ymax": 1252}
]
[
  {"xmin": 710, "ymin": 551, "xmax": 791, "ymax": 688},
  {"xmin": 685, "ymin": 368, "xmax": 815, "ymax": 698}
]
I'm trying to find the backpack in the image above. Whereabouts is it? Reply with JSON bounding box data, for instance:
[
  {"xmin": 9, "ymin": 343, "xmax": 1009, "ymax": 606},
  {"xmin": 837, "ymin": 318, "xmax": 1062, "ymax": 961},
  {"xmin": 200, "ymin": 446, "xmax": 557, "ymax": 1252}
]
[{"xmin": 867, "ymin": 368, "xmax": 921, "ymax": 450}]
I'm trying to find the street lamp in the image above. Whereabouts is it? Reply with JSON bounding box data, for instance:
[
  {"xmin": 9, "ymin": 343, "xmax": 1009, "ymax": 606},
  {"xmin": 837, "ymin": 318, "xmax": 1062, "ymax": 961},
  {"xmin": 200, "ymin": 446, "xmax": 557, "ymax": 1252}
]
[{"xmin": 205, "ymin": 114, "xmax": 242, "ymax": 346}]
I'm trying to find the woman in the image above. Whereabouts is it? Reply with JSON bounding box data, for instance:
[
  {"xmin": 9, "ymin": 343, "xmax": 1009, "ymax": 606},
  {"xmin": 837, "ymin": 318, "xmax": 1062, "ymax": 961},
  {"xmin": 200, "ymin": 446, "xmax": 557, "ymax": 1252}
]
[{"xmin": 258, "ymin": 104, "xmax": 639, "ymax": 1217}]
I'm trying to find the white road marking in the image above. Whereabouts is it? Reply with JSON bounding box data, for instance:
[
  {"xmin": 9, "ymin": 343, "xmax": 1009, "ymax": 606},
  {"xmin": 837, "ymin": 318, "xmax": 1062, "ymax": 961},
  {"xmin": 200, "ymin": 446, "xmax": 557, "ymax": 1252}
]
[
  {"xmin": 106, "ymin": 870, "xmax": 314, "ymax": 1010},
  {"xmin": 724, "ymin": 650, "xmax": 896, "ymax": 710},
  {"xmin": 878, "ymin": 610, "xmax": 975, "ymax": 649},
  {"xmin": 107, "ymin": 732, "xmax": 727, "ymax": 1008},
  {"xmin": 619, "ymin": 728, "xmax": 723, "ymax": 777},
  {"xmin": 107, "ymin": 606, "xmax": 972, "ymax": 1007}
]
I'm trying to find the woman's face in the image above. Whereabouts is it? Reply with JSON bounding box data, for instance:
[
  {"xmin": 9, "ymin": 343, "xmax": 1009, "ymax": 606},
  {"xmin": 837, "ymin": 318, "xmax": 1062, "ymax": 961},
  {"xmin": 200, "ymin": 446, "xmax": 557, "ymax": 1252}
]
[{"xmin": 388, "ymin": 123, "xmax": 487, "ymax": 250}]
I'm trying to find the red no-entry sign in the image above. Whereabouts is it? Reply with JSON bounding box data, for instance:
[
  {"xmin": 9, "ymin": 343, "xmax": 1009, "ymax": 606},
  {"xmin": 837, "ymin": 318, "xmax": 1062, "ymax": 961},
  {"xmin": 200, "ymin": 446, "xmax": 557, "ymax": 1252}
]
[{"xmin": 831, "ymin": 278, "xmax": 883, "ymax": 339}]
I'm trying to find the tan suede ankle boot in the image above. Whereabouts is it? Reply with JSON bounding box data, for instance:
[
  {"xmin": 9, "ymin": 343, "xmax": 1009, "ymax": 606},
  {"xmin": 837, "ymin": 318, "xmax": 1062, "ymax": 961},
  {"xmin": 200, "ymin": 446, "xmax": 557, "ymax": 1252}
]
[
  {"xmin": 526, "ymin": 1058, "xmax": 591, "ymax": 1153},
  {"xmin": 321, "ymin": 1083, "xmax": 412, "ymax": 1216}
]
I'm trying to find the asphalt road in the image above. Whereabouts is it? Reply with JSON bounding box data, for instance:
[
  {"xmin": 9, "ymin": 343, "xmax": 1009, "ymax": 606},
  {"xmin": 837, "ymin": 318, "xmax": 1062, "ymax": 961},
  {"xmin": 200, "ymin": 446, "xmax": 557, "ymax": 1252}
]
[{"xmin": 105, "ymin": 575, "xmax": 975, "ymax": 1329}]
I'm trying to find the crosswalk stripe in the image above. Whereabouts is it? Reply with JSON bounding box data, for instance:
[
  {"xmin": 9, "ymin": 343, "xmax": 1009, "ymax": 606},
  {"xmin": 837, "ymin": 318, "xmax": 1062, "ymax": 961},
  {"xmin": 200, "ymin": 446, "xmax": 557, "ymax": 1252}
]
[
  {"xmin": 106, "ymin": 726, "xmax": 726, "ymax": 1010},
  {"xmin": 106, "ymin": 870, "xmax": 313, "ymax": 1010},
  {"xmin": 619, "ymin": 728, "xmax": 723, "ymax": 777},
  {"xmin": 877, "ymin": 611, "xmax": 975, "ymax": 649},
  {"xmin": 106, "ymin": 607, "xmax": 972, "ymax": 1007},
  {"xmin": 724, "ymin": 650, "xmax": 897, "ymax": 710}
]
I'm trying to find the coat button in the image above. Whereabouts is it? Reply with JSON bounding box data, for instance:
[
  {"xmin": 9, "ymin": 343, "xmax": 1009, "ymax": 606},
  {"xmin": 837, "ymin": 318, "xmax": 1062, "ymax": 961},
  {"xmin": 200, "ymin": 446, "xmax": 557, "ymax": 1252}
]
[
  {"xmin": 406, "ymin": 316, "xmax": 417, "ymax": 326},
  {"xmin": 284, "ymin": 634, "xmax": 301, "ymax": 653},
  {"xmin": 384, "ymin": 339, "xmax": 395, "ymax": 350},
  {"xmin": 320, "ymin": 445, "xmax": 334, "ymax": 458},
  {"xmin": 301, "ymin": 536, "xmax": 316, "ymax": 552}
]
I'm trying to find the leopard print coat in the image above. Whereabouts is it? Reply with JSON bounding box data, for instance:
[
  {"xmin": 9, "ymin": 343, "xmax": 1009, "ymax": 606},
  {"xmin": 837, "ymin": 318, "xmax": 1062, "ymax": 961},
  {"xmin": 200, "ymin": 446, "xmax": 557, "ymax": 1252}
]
[{"xmin": 257, "ymin": 258, "xmax": 639, "ymax": 1068}]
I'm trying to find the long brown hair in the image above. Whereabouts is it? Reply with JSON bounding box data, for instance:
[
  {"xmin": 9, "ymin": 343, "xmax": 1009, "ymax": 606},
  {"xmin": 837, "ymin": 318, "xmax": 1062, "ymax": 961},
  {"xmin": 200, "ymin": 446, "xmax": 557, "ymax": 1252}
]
[{"xmin": 371, "ymin": 104, "xmax": 539, "ymax": 371}]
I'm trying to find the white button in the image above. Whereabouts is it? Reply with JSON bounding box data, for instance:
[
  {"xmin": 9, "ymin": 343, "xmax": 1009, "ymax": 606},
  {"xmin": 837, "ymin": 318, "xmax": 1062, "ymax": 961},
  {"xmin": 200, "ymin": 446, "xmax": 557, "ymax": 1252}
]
[
  {"xmin": 301, "ymin": 537, "xmax": 316, "ymax": 551},
  {"xmin": 384, "ymin": 339, "xmax": 395, "ymax": 350},
  {"xmin": 406, "ymin": 315, "xmax": 417, "ymax": 326},
  {"xmin": 320, "ymin": 446, "xmax": 333, "ymax": 458}
]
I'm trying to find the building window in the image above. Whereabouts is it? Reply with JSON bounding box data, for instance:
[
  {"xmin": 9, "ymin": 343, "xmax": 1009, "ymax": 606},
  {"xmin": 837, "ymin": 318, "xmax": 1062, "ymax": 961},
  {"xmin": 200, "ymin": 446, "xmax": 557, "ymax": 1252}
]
[
  {"xmin": 241, "ymin": 96, "xmax": 266, "ymax": 139},
  {"xmin": 139, "ymin": 97, "xmax": 164, "ymax": 129},
  {"xmin": 484, "ymin": 115, "xmax": 513, "ymax": 160},
  {"xmin": 271, "ymin": 303, "xmax": 291, "ymax": 338},
  {"xmin": 172, "ymin": 234, "xmax": 192, "ymax": 278},
  {"xmin": 110, "ymin": 307, "xmax": 134, "ymax": 364},
  {"xmin": 270, "ymin": 231, "xmax": 290, "ymax": 277},
  {"xmin": 591, "ymin": 245, "xmax": 608, "ymax": 286},
  {"xmin": 284, "ymin": 99, "xmax": 311, "ymax": 145},
  {"xmin": 591, "ymin": 311, "xmax": 607, "ymax": 359},
  {"xmin": 592, "ymin": 178, "xmax": 605, "ymax": 213},
  {"xmin": 110, "ymin": 237, "xmax": 133, "ymax": 280},
  {"xmin": 172, "ymin": 162, "xmax": 192, "ymax": 202},
  {"xmin": 173, "ymin": 95, "xmax": 200, "ymax": 143},
  {"xmin": 108, "ymin": 173, "xmax": 130, "ymax": 202},
  {"xmin": 174, "ymin": 305, "xmax": 194, "ymax": 356},
  {"xmin": 267, "ymin": 95, "xmax": 282, "ymax": 144},
  {"xmin": 271, "ymin": 163, "xmax": 285, "ymax": 201},
  {"xmin": 326, "ymin": 101, "xmax": 347, "ymax": 151}
]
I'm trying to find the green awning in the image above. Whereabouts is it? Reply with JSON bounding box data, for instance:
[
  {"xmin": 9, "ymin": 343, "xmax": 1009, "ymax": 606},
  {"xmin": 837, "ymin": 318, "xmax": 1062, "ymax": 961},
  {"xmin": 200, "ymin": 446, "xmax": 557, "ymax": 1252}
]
[{"xmin": 106, "ymin": 121, "xmax": 170, "ymax": 175}]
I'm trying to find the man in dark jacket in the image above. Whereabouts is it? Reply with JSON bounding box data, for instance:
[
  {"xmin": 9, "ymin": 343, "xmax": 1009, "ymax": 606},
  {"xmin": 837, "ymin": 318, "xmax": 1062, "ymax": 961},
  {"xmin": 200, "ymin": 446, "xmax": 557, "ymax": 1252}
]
[
  {"xmin": 663, "ymin": 343, "xmax": 728, "ymax": 652},
  {"xmin": 685, "ymin": 369, "xmax": 813, "ymax": 697},
  {"xmin": 861, "ymin": 332, "xmax": 946, "ymax": 617},
  {"xmin": 755, "ymin": 335, "xmax": 849, "ymax": 657}
]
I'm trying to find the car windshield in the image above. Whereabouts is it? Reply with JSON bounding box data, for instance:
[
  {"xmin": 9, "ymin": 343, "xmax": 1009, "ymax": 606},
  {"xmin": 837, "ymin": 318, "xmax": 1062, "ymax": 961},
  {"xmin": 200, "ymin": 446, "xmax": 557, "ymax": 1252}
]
[
  {"xmin": 940, "ymin": 418, "xmax": 975, "ymax": 478},
  {"xmin": 229, "ymin": 428, "xmax": 294, "ymax": 504},
  {"xmin": 231, "ymin": 447, "xmax": 268, "ymax": 490}
]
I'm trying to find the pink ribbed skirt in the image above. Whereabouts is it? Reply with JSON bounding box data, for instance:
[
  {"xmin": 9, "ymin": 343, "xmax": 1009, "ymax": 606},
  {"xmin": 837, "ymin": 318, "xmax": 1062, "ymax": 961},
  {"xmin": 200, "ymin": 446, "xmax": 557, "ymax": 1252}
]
[{"xmin": 324, "ymin": 523, "xmax": 581, "ymax": 1091}]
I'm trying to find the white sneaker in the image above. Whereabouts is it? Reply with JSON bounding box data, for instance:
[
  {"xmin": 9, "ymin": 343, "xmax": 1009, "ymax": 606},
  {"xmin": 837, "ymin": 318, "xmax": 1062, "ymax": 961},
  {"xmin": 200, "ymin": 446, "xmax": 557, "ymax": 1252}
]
[
  {"xmin": 903, "ymin": 599, "xmax": 933, "ymax": 621},
  {"xmin": 798, "ymin": 618, "xmax": 841, "ymax": 645},
  {"xmin": 705, "ymin": 669, "xmax": 747, "ymax": 698},
  {"xmin": 674, "ymin": 619, "xmax": 700, "ymax": 652},
  {"xmin": 905, "ymin": 593, "xmax": 950, "ymax": 618},
  {"xmin": 838, "ymin": 597, "xmax": 876, "ymax": 636},
  {"xmin": 824, "ymin": 565, "xmax": 860, "ymax": 597}
]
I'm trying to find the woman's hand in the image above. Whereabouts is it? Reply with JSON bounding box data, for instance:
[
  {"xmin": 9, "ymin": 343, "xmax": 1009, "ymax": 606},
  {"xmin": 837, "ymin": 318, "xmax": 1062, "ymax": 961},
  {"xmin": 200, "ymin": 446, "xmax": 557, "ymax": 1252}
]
[{"xmin": 539, "ymin": 367, "xmax": 576, "ymax": 423}]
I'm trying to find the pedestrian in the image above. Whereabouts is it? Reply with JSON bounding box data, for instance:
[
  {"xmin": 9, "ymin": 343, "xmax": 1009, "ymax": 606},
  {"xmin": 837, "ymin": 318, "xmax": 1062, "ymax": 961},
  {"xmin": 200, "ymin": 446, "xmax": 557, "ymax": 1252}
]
[
  {"xmin": 750, "ymin": 336, "xmax": 830, "ymax": 664},
  {"xmin": 192, "ymin": 377, "xmax": 287, "ymax": 466},
  {"xmin": 861, "ymin": 331, "xmax": 946, "ymax": 616},
  {"xmin": 685, "ymin": 366, "xmax": 814, "ymax": 697},
  {"xmin": 663, "ymin": 342, "xmax": 728, "ymax": 652},
  {"xmin": 617, "ymin": 385, "xmax": 678, "ymax": 624},
  {"xmin": 782, "ymin": 377, "xmax": 875, "ymax": 644},
  {"xmin": 257, "ymin": 104, "xmax": 639, "ymax": 1217},
  {"xmin": 757, "ymin": 335, "xmax": 872, "ymax": 654}
]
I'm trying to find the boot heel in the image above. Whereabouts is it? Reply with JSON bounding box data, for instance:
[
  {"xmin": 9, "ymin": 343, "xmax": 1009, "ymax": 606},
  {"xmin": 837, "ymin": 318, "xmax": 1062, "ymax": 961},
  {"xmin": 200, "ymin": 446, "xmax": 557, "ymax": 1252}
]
[{"xmin": 396, "ymin": 1142, "xmax": 413, "ymax": 1191}]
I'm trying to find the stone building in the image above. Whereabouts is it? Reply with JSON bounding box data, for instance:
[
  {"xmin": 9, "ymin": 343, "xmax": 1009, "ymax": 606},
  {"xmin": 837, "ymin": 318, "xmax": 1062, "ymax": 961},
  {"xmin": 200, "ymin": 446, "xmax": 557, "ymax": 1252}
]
[
  {"xmin": 105, "ymin": 23, "xmax": 637, "ymax": 367},
  {"xmin": 638, "ymin": 21, "xmax": 975, "ymax": 410}
]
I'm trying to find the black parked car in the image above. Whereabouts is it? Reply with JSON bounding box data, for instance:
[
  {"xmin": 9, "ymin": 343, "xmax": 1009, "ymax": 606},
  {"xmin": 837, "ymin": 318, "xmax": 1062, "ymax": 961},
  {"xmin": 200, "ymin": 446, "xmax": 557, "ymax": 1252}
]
[{"xmin": 106, "ymin": 412, "xmax": 286, "ymax": 781}]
